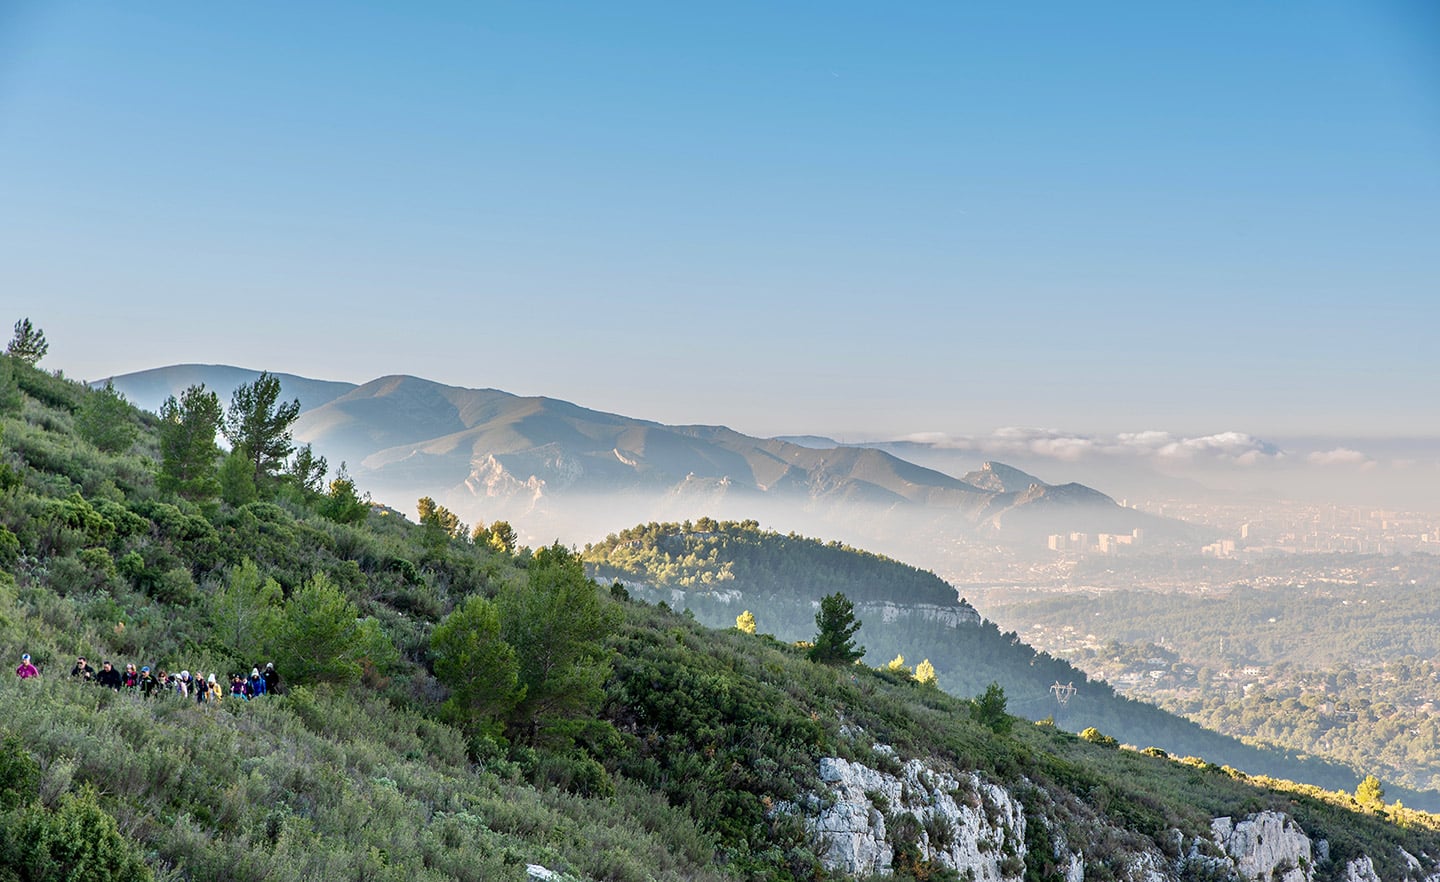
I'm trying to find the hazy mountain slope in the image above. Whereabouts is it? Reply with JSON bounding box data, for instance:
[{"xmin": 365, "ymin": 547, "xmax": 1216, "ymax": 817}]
[
  {"xmin": 96, "ymin": 363, "xmax": 355, "ymax": 414},
  {"xmin": 106, "ymin": 365, "xmax": 1197, "ymax": 557},
  {"xmin": 962, "ymin": 461, "xmax": 1046, "ymax": 493}
]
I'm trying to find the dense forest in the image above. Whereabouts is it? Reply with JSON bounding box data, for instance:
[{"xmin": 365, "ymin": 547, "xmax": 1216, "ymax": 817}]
[
  {"xmin": 583, "ymin": 520, "xmax": 958, "ymax": 606},
  {"xmin": 1, "ymin": 328, "xmax": 1438, "ymax": 881}
]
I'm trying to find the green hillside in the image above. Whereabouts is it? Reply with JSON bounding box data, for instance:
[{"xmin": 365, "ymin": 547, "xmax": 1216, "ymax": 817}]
[
  {"xmin": 582, "ymin": 520, "xmax": 1440, "ymax": 812},
  {"xmin": 1, "ymin": 348, "xmax": 1437, "ymax": 881},
  {"xmin": 584, "ymin": 518, "xmax": 957, "ymax": 605}
]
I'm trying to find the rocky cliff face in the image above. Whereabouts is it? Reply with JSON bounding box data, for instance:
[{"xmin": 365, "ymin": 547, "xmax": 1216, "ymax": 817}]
[
  {"xmin": 809, "ymin": 748, "xmax": 1026, "ymax": 881},
  {"xmin": 857, "ymin": 599, "xmax": 982, "ymax": 629},
  {"xmin": 801, "ymin": 748, "xmax": 1431, "ymax": 882},
  {"xmin": 465, "ymin": 453, "xmax": 549, "ymax": 503},
  {"xmin": 1208, "ymin": 811, "xmax": 1314, "ymax": 882},
  {"xmin": 619, "ymin": 582, "xmax": 980, "ymax": 631}
]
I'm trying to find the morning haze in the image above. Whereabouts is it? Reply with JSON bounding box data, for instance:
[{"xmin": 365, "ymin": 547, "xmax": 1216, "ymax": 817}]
[{"xmin": 4, "ymin": 1, "xmax": 1440, "ymax": 877}]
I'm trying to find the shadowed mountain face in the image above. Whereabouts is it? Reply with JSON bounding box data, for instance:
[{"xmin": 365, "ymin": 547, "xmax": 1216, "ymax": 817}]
[{"xmin": 105, "ymin": 365, "xmax": 1195, "ymax": 551}]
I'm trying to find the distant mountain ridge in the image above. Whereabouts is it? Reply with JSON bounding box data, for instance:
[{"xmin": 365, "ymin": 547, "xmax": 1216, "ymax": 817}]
[
  {"xmin": 95, "ymin": 364, "xmax": 356, "ymax": 414},
  {"xmin": 104, "ymin": 364, "xmax": 1198, "ymax": 550}
]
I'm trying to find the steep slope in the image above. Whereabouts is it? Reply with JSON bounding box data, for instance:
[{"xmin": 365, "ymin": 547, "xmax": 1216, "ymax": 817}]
[
  {"xmin": 3, "ymin": 354, "xmax": 1438, "ymax": 881},
  {"xmin": 962, "ymin": 461, "xmax": 1046, "ymax": 493}
]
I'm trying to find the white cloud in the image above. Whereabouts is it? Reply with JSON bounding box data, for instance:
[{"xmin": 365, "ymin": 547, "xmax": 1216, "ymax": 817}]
[
  {"xmin": 895, "ymin": 428, "xmax": 1287, "ymax": 465},
  {"xmin": 1305, "ymin": 447, "xmax": 1375, "ymax": 468},
  {"xmin": 1151, "ymin": 432, "xmax": 1284, "ymax": 465}
]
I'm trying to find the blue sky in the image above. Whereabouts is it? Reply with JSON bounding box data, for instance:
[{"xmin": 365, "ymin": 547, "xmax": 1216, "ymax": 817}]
[{"xmin": 2, "ymin": 1, "xmax": 1437, "ymax": 440}]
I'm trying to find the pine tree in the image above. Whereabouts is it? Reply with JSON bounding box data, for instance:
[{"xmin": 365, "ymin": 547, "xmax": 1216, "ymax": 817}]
[
  {"xmin": 431, "ymin": 595, "xmax": 522, "ymax": 737},
  {"xmin": 224, "ymin": 371, "xmax": 301, "ymax": 493},
  {"xmin": 158, "ymin": 384, "xmax": 222, "ymax": 502},
  {"xmin": 208, "ymin": 559, "xmax": 282, "ymax": 662},
  {"xmin": 318, "ymin": 463, "xmax": 369, "ymax": 525},
  {"xmin": 285, "ymin": 442, "xmax": 329, "ymax": 497},
  {"xmin": 807, "ymin": 592, "xmax": 863, "ymax": 665},
  {"xmin": 5, "ymin": 318, "xmax": 48, "ymax": 366},
  {"xmin": 498, "ymin": 543, "xmax": 620, "ymax": 745},
  {"xmin": 76, "ymin": 381, "xmax": 138, "ymax": 453},
  {"xmin": 974, "ymin": 683, "xmax": 1014, "ymax": 735}
]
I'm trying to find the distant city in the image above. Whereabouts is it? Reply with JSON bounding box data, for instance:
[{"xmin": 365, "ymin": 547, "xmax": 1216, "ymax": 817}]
[
  {"xmin": 1137, "ymin": 499, "xmax": 1440, "ymax": 558},
  {"xmin": 933, "ymin": 496, "xmax": 1440, "ymax": 599},
  {"xmin": 1047, "ymin": 499, "xmax": 1439, "ymax": 559}
]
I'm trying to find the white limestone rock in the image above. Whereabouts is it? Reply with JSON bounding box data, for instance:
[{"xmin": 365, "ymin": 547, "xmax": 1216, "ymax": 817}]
[
  {"xmin": 1062, "ymin": 852, "xmax": 1084, "ymax": 882},
  {"xmin": 810, "ymin": 754, "xmax": 1027, "ymax": 880},
  {"xmin": 854, "ymin": 600, "xmax": 982, "ymax": 629},
  {"xmin": 1124, "ymin": 850, "xmax": 1171, "ymax": 882},
  {"xmin": 1210, "ymin": 811, "xmax": 1314, "ymax": 882},
  {"xmin": 1341, "ymin": 855, "xmax": 1382, "ymax": 882}
]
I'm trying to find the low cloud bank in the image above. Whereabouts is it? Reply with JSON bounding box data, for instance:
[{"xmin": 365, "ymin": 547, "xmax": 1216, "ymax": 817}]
[{"xmin": 897, "ymin": 428, "xmax": 1287, "ymax": 466}]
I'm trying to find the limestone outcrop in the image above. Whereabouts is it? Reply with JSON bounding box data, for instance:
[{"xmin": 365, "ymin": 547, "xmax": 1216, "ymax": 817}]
[
  {"xmin": 809, "ymin": 750, "xmax": 1026, "ymax": 881},
  {"xmin": 1209, "ymin": 811, "xmax": 1314, "ymax": 882}
]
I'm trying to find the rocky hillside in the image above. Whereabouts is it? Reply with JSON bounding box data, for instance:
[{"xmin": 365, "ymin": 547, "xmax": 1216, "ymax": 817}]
[{"xmin": 1, "ymin": 353, "xmax": 1428, "ymax": 881}]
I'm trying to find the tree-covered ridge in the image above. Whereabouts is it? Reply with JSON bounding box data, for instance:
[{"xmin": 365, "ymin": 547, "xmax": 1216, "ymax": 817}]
[
  {"xmin": 0, "ymin": 340, "xmax": 1438, "ymax": 881},
  {"xmin": 582, "ymin": 518, "xmax": 959, "ymax": 606},
  {"xmin": 580, "ymin": 519, "xmax": 1440, "ymax": 813}
]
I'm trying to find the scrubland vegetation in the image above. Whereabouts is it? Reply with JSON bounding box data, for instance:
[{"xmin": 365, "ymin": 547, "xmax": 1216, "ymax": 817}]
[{"xmin": 0, "ymin": 337, "xmax": 1437, "ymax": 881}]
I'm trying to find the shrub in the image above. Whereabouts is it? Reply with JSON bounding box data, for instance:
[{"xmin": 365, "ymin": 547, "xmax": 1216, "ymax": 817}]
[
  {"xmin": 0, "ymin": 785, "xmax": 152, "ymax": 882},
  {"xmin": 273, "ymin": 572, "xmax": 396, "ymax": 686},
  {"xmin": 0, "ymin": 732, "xmax": 38, "ymax": 811},
  {"xmin": 47, "ymin": 554, "xmax": 103, "ymax": 596},
  {"xmin": 972, "ymin": 683, "xmax": 1013, "ymax": 735},
  {"xmin": 151, "ymin": 566, "xmax": 198, "ymax": 605},
  {"xmin": 1079, "ymin": 728, "xmax": 1119, "ymax": 749},
  {"xmin": 0, "ymin": 527, "xmax": 19, "ymax": 568}
]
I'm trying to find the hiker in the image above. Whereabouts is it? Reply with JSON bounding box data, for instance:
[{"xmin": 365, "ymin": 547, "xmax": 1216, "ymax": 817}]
[
  {"xmin": 70, "ymin": 656, "xmax": 95, "ymax": 680},
  {"xmin": 262, "ymin": 662, "xmax": 281, "ymax": 696},
  {"xmin": 122, "ymin": 663, "xmax": 140, "ymax": 691},
  {"xmin": 96, "ymin": 661, "xmax": 122, "ymax": 690},
  {"xmin": 15, "ymin": 654, "xmax": 38, "ymax": 679},
  {"xmin": 174, "ymin": 670, "xmax": 190, "ymax": 699},
  {"xmin": 140, "ymin": 666, "xmax": 160, "ymax": 697},
  {"xmin": 230, "ymin": 674, "xmax": 248, "ymax": 700},
  {"xmin": 248, "ymin": 667, "xmax": 266, "ymax": 697}
]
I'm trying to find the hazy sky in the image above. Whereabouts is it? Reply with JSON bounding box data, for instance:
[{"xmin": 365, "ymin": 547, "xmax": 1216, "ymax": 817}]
[{"xmin": 2, "ymin": 1, "xmax": 1437, "ymax": 440}]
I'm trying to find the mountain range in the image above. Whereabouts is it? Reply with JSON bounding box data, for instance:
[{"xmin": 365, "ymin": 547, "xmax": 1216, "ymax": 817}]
[{"xmin": 103, "ymin": 365, "xmax": 1205, "ymax": 556}]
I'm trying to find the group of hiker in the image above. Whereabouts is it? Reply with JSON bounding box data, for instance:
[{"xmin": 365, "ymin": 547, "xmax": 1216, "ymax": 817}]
[{"xmin": 15, "ymin": 652, "xmax": 281, "ymax": 702}]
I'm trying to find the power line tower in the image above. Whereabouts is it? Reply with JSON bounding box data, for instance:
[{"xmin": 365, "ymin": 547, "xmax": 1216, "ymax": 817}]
[{"xmin": 1050, "ymin": 681, "xmax": 1076, "ymax": 708}]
